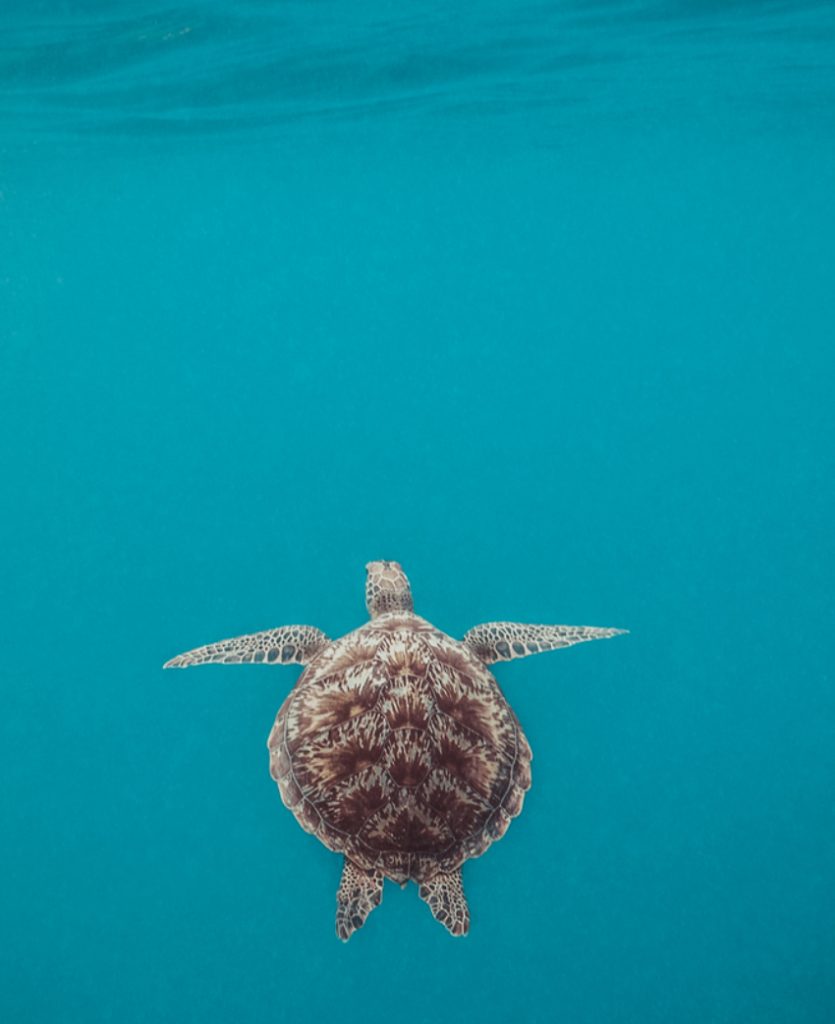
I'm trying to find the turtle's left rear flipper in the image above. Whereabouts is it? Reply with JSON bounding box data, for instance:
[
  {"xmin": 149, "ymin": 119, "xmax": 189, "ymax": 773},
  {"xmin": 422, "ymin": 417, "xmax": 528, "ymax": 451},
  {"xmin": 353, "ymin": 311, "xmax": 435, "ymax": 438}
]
[
  {"xmin": 336, "ymin": 860, "xmax": 384, "ymax": 941},
  {"xmin": 163, "ymin": 625, "xmax": 329, "ymax": 668}
]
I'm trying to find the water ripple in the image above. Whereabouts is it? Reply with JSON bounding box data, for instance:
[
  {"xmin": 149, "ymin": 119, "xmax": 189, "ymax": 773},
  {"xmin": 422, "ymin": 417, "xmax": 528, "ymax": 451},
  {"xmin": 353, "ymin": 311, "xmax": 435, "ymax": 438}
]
[{"xmin": 1, "ymin": 0, "xmax": 833, "ymax": 140}]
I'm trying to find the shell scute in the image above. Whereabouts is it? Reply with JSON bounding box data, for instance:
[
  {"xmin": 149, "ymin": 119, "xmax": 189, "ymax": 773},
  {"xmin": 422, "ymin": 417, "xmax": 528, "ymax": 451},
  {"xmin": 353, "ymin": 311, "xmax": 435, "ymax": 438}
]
[
  {"xmin": 426, "ymin": 712, "xmax": 510, "ymax": 805},
  {"xmin": 383, "ymin": 727, "xmax": 433, "ymax": 788},
  {"xmin": 297, "ymin": 797, "xmax": 322, "ymax": 834},
  {"xmin": 312, "ymin": 764, "xmax": 392, "ymax": 834},
  {"xmin": 502, "ymin": 783, "xmax": 526, "ymax": 818},
  {"xmin": 278, "ymin": 773, "xmax": 304, "ymax": 810},
  {"xmin": 486, "ymin": 807, "xmax": 512, "ymax": 840},
  {"xmin": 423, "ymin": 766, "xmax": 495, "ymax": 839},
  {"xmin": 378, "ymin": 678, "xmax": 434, "ymax": 730},
  {"xmin": 290, "ymin": 712, "xmax": 389, "ymax": 795},
  {"xmin": 430, "ymin": 663, "xmax": 517, "ymax": 755},
  {"xmin": 283, "ymin": 661, "xmax": 382, "ymax": 753},
  {"xmin": 360, "ymin": 797, "xmax": 456, "ymax": 855},
  {"xmin": 513, "ymin": 756, "xmax": 532, "ymax": 790}
]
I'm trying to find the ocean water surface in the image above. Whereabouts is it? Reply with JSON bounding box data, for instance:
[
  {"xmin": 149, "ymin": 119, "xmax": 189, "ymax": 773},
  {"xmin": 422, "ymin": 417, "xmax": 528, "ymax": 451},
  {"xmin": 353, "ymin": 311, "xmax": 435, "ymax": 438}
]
[{"xmin": 2, "ymin": 2, "xmax": 835, "ymax": 1022}]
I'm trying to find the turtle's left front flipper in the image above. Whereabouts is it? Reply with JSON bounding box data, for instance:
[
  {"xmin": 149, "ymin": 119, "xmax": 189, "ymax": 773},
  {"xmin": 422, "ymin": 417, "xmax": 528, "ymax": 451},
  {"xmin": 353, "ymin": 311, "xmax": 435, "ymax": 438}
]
[
  {"xmin": 163, "ymin": 625, "xmax": 329, "ymax": 669},
  {"xmin": 462, "ymin": 622, "xmax": 627, "ymax": 664}
]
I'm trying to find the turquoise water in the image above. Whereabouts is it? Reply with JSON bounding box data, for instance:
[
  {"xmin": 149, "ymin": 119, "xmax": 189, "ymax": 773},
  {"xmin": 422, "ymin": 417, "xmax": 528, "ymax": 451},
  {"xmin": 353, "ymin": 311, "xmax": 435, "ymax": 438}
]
[{"xmin": 2, "ymin": 2, "xmax": 835, "ymax": 1021}]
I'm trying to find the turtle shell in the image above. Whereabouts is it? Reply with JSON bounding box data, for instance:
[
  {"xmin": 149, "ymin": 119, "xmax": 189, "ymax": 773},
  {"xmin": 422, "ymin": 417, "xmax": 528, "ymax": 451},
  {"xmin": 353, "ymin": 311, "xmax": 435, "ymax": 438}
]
[{"xmin": 267, "ymin": 612, "xmax": 532, "ymax": 883}]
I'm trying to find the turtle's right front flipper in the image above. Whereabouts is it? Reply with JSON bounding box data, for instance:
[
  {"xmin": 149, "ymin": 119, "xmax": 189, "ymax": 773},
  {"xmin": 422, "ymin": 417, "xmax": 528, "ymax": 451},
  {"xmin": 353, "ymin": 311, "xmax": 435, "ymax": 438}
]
[
  {"xmin": 462, "ymin": 622, "xmax": 627, "ymax": 664},
  {"xmin": 163, "ymin": 625, "xmax": 329, "ymax": 669}
]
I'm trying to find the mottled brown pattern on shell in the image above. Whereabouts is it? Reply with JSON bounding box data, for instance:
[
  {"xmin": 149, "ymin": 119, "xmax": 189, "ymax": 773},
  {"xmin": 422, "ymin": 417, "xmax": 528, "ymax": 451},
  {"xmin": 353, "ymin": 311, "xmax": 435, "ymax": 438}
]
[
  {"xmin": 378, "ymin": 678, "xmax": 434, "ymax": 730},
  {"xmin": 361, "ymin": 797, "xmax": 455, "ymax": 854},
  {"xmin": 282, "ymin": 660, "xmax": 383, "ymax": 754},
  {"xmin": 312, "ymin": 765, "xmax": 392, "ymax": 835},
  {"xmin": 268, "ymin": 613, "xmax": 532, "ymax": 883},
  {"xmin": 426, "ymin": 714, "xmax": 508, "ymax": 803},
  {"xmin": 290, "ymin": 713, "xmax": 389, "ymax": 795},
  {"xmin": 382, "ymin": 727, "xmax": 433, "ymax": 787},
  {"xmin": 423, "ymin": 767, "xmax": 495, "ymax": 838}
]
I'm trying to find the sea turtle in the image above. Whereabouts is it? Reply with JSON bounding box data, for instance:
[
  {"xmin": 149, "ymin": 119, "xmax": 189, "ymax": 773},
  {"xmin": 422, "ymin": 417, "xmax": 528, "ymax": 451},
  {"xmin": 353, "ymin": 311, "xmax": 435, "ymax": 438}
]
[{"xmin": 164, "ymin": 560, "xmax": 626, "ymax": 939}]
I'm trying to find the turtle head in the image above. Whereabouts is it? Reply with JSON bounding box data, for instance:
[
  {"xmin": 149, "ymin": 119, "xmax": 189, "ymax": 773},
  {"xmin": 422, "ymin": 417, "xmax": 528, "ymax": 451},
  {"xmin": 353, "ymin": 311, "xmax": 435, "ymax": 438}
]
[{"xmin": 365, "ymin": 560, "xmax": 414, "ymax": 618}]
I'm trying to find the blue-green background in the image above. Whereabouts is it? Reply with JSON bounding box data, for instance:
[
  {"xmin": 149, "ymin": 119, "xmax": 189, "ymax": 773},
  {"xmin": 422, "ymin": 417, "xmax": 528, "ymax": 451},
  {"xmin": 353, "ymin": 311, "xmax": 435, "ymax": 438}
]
[{"xmin": 2, "ymin": 3, "xmax": 834, "ymax": 1021}]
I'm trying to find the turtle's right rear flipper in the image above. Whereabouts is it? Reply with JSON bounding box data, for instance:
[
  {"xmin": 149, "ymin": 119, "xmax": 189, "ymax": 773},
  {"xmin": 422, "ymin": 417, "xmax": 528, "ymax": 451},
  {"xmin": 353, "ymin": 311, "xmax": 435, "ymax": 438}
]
[{"xmin": 418, "ymin": 868, "xmax": 470, "ymax": 936}]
